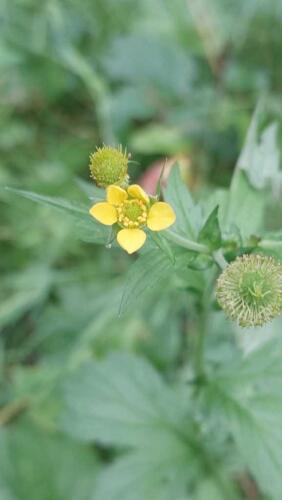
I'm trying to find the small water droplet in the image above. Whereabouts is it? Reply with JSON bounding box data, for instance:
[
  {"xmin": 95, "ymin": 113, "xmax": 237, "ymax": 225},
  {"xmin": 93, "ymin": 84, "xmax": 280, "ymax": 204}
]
[{"xmin": 106, "ymin": 243, "xmax": 112, "ymax": 249}]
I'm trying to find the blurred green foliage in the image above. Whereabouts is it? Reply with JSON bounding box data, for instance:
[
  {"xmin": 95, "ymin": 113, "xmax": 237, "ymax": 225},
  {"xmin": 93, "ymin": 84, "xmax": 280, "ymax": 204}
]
[{"xmin": 1, "ymin": 0, "xmax": 282, "ymax": 499}]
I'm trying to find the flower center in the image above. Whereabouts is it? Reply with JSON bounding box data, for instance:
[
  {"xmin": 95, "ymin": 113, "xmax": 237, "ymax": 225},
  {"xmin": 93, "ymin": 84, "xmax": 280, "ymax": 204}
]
[
  {"xmin": 117, "ymin": 200, "xmax": 147, "ymax": 228},
  {"xmin": 239, "ymin": 271, "xmax": 273, "ymax": 307}
]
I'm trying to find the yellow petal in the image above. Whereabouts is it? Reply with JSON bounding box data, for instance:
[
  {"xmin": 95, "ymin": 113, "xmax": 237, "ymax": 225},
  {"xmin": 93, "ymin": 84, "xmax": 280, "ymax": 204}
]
[
  {"xmin": 106, "ymin": 185, "xmax": 127, "ymax": 205},
  {"xmin": 89, "ymin": 202, "xmax": 117, "ymax": 226},
  {"xmin": 117, "ymin": 228, "xmax": 146, "ymax": 254},
  {"xmin": 127, "ymin": 184, "xmax": 149, "ymax": 204},
  {"xmin": 147, "ymin": 202, "xmax": 176, "ymax": 231}
]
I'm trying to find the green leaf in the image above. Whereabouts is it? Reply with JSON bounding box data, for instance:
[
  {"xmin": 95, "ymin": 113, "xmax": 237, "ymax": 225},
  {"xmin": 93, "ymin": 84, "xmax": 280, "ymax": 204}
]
[
  {"xmin": 72, "ymin": 218, "xmax": 111, "ymax": 245},
  {"xmin": 198, "ymin": 206, "xmax": 222, "ymax": 250},
  {"xmin": 148, "ymin": 232, "xmax": 175, "ymax": 263},
  {"xmin": 61, "ymin": 352, "xmax": 188, "ymax": 447},
  {"xmin": 5, "ymin": 187, "xmax": 109, "ymax": 244},
  {"xmin": 225, "ymin": 170, "xmax": 266, "ymax": 239},
  {"xmin": 0, "ymin": 266, "xmax": 52, "ymax": 329},
  {"xmin": 202, "ymin": 189, "xmax": 229, "ymax": 229},
  {"xmin": 238, "ymin": 109, "xmax": 280, "ymax": 191},
  {"xmin": 224, "ymin": 104, "xmax": 281, "ymax": 240},
  {"xmin": 164, "ymin": 164, "xmax": 202, "ymax": 240},
  {"xmin": 94, "ymin": 448, "xmax": 192, "ymax": 500},
  {"xmin": 61, "ymin": 353, "xmax": 239, "ymax": 500},
  {"xmin": 194, "ymin": 478, "xmax": 238, "ymax": 500},
  {"xmin": 0, "ymin": 423, "xmax": 98, "ymax": 500},
  {"xmin": 75, "ymin": 178, "xmax": 105, "ymax": 202},
  {"xmin": 203, "ymin": 338, "xmax": 282, "ymax": 500},
  {"xmin": 118, "ymin": 249, "xmax": 175, "ymax": 316},
  {"xmin": 5, "ymin": 187, "xmax": 89, "ymax": 215}
]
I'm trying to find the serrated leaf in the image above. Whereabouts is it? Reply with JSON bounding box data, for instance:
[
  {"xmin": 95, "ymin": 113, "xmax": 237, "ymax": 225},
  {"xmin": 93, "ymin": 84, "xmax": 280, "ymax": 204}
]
[
  {"xmin": 61, "ymin": 352, "xmax": 188, "ymax": 447},
  {"xmin": 198, "ymin": 206, "xmax": 221, "ymax": 250},
  {"xmin": 61, "ymin": 354, "xmax": 238, "ymax": 500},
  {"xmin": 203, "ymin": 338, "xmax": 282, "ymax": 500},
  {"xmin": 164, "ymin": 164, "xmax": 202, "ymax": 240},
  {"xmin": 93, "ymin": 447, "xmax": 193, "ymax": 500}
]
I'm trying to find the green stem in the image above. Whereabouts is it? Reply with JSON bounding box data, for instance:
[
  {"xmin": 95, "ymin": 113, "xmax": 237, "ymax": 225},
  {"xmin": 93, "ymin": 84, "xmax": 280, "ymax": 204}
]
[
  {"xmin": 0, "ymin": 399, "xmax": 28, "ymax": 425},
  {"xmin": 165, "ymin": 230, "xmax": 209, "ymax": 254},
  {"xmin": 193, "ymin": 266, "xmax": 218, "ymax": 383},
  {"xmin": 213, "ymin": 249, "xmax": 228, "ymax": 269},
  {"xmin": 259, "ymin": 239, "xmax": 282, "ymax": 250},
  {"xmin": 194, "ymin": 314, "xmax": 206, "ymax": 381}
]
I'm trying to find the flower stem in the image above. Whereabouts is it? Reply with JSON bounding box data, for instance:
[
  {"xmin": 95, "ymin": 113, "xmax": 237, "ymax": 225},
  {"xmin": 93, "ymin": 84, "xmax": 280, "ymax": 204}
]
[
  {"xmin": 193, "ymin": 267, "xmax": 218, "ymax": 384},
  {"xmin": 213, "ymin": 249, "xmax": 228, "ymax": 269},
  {"xmin": 165, "ymin": 230, "xmax": 209, "ymax": 254},
  {"xmin": 259, "ymin": 239, "xmax": 282, "ymax": 250},
  {"xmin": 194, "ymin": 311, "xmax": 206, "ymax": 382}
]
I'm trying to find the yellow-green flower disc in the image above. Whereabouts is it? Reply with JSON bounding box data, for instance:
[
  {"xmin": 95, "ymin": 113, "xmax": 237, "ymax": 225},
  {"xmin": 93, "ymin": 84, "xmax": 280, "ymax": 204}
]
[
  {"xmin": 89, "ymin": 146, "xmax": 129, "ymax": 188},
  {"xmin": 216, "ymin": 254, "xmax": 282, "ymax": 327}
]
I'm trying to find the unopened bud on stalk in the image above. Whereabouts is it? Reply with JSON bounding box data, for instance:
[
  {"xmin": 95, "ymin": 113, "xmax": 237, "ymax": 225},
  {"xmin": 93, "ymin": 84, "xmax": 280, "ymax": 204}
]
[{"xmin": 216, "ymin": 254, "xmax": 282, "ymax": 327}]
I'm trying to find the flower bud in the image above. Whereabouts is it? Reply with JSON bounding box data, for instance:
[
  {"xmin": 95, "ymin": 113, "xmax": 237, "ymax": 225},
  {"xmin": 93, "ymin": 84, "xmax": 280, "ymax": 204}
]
[
  {"xmin": 216, "ymin": 254, "xmax": 282, "ymax": 327},
  {"xmin": 89, "ymin": 146, "xmax": 129, "ymax": 188}
]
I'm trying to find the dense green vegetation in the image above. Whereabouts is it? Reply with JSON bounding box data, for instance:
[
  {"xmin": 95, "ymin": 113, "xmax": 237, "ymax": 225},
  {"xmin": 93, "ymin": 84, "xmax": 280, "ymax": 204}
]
[{"xmin": 1, "ymin": 1, "xmax": 282, "ymax": 499}]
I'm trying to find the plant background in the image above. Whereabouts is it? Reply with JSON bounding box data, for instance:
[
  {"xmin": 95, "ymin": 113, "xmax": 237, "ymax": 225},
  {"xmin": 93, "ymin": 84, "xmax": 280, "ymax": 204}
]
[{"xmin": 1, "ymin": 1, "xmax": 282, "ymax": 499}]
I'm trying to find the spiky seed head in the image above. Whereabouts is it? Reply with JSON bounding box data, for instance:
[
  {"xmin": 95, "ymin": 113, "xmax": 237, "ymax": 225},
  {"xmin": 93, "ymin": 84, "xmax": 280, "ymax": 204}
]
[
  {"xmin": 216, "ymin": 254, "xmax": 282, "ymax": 327},
  {"xmin": 89, "ymin": 145, "xmax": 129, "ymax": 188}
]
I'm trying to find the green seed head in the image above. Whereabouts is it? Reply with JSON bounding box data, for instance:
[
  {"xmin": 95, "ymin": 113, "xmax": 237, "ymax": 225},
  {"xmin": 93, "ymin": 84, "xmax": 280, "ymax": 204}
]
[
  {"xmin": 89, "ymin": 145, "xmax": 129, "ymax": 188},
  {"xmin": 216, "ymin": 254, "xmax": 282, "ymax": 327}
]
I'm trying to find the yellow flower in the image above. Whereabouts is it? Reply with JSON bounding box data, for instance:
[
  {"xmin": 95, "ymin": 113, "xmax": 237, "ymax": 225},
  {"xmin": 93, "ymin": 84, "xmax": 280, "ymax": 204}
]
[{"xmin": 89, "ymin": 184, "xmax": 176, "ymax": 254}]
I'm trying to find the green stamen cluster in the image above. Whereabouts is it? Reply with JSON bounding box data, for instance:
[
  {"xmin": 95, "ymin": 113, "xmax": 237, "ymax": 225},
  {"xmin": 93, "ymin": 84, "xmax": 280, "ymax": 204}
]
[
  {"xmin": 216, "ymin": 254, "xmax": 282, "ymax": 327},
  {"xmin": 89, "ymin": 145, "xmax": 129, "ymax": 188},
  {"xmin": 117, "ymin": 200, "xmax": 147, "ymax": 228}
]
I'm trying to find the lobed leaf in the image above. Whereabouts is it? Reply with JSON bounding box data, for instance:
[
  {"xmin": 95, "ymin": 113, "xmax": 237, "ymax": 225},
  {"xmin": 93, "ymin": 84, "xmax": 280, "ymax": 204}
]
[
  {"xmin": 203, "ymin": 338, "xmax": 282, "ymax": 500},
  {"xmin": 61, "ymin": 352, "xmax": 188, "ymax": 447}
]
